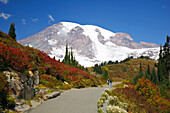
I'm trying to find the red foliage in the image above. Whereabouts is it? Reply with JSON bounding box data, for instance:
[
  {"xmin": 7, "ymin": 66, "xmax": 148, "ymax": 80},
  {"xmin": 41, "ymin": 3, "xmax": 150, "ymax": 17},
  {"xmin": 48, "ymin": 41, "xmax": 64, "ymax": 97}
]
[
  {"xmin": 0, "ymin": 31, "xmax": 99, "ymax": 87},
  {"xmin": 0, "ymin": 44, "xmax": 28, "ymax": 71}
]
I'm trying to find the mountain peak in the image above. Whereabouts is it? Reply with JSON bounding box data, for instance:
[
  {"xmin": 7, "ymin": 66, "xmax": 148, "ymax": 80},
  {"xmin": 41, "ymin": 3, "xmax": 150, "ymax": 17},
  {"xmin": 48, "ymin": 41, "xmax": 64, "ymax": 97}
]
[{"xmin": 18, "ymin": 22, "xmax": 159, "ymax": 67}]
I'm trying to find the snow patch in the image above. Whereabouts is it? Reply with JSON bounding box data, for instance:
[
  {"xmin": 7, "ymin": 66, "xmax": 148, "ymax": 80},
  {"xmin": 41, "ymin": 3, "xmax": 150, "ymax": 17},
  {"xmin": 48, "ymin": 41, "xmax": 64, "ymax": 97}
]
[{"xmin": 48, "ymin": 40, "xmax": 57, "ymax": 45}]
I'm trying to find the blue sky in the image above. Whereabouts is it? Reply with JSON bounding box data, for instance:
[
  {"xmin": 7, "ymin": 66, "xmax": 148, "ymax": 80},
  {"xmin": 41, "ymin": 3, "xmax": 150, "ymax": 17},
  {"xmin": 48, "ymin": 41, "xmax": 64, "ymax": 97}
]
[{"xmin": 0, "ymin": 0, "xmax": 170, "ymax": 45}]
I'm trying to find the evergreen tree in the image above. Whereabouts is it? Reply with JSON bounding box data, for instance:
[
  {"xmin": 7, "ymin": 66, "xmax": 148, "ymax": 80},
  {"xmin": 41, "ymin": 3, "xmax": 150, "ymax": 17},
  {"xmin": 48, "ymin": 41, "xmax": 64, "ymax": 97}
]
[
  {"xmin": 138, "ymin": 62, "xmax": 144, "ymax": 78},
  {"xmin": 145, "ymin": 64, "xmax": 151, "ymax": 80},
  {"xmin": 157, "ymin": 36, "xmax": 170, "ymax": 98},
  {"xmin": 157, "ymin": 45, "xmax": 163, "ymax": 83},
  {"xmin": 8, "ymin": 22, "xmax": 16, "ymax": 41},
  {"xmin": 147, "ymin": 64, "xmax": 150, "ymax": 75},
  {"xmin": 103, "ymin": 69, "xmax": 108, "ymax": 79},
  {"xmin": 132, "ymin": 62, "xmax": 144, "ymax": 85},
  {"xmin": 70, "ymin": 47, "xmax": 74, "ymax": 65},
  {"xmin": 68, "ymin": 51, "xmax": 71, "ymax": 65},
  {"xmin": 94, "ymin": 64, "xmax": 103, "ymax": 75},
  {"xmin": 151, "ymin": 67, "xmax": 158, "ymax": 84},
  {"xmin": 63, "ymin": 43, "xmax": 69, "ymax": 64}
]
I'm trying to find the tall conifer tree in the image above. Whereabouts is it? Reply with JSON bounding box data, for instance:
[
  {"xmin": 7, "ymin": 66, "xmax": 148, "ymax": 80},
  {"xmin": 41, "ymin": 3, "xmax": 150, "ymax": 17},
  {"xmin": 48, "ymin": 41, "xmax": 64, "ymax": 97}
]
[{"xmin": 8, "ymin": 22, "xmax": 16, "ymax": 41}]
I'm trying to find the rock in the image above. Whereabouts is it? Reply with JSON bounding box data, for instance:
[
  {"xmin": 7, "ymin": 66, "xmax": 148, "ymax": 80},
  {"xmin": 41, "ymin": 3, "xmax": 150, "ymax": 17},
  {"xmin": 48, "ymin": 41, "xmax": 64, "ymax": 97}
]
[
  {"xmin": 30, "ymin": 100, "xmax": 44, "ymax": 108},
  {"xmin": 15, "ymin": 104, "xmax": 30, "ymax": 112},
  {"xmin": 4, "ymin": 71, "xmax": 11, "ymax": 82},
  {"xmin": 124, "ymin": 84, "xmax": 128, "ymax": 88},
  {"xmin": 15, "ymin": 100, "xmax": 26, "ymax": 106},
  {"xmin": 34, "ymin": 71, "xmax": 39, "ymax": 87},
  {"xmin": 19, "ymin": 82, "xmax": 35, "ymax": 100},
  {"xmin": 11, "ymin": 72, "xmax": 18, "ymax": 77},
  {"xmin": 29, "ymin": 71, "xmax": 34, "ymax": 77},
  {"xmin": 38, "ymin": 89, "xmax": 47, "ymax": 96},
  {"xmin": 14, "ymin": 77, "xmax": 20, "ymax": 80},
  {"xmin": 20, "ymin": 76, "xmax": 27, "ymax": 83},
  {"xmin": 43, "ymin": 91, "xmax": 60, "ymax": 101},
  {"xmin": 14, "ymin": 79, "xmax": 23, "ymax": 95},
  {"xmin": 64, "ymin": 81, "xmax": 68, "ymax": 85}
]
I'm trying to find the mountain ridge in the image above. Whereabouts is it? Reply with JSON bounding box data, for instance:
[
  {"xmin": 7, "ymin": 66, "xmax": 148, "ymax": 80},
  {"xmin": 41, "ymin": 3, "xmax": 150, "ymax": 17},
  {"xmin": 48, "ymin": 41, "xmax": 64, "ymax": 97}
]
[{"xmin": 18, "ymin": 22, "xmax": 160, "ymax": 67}]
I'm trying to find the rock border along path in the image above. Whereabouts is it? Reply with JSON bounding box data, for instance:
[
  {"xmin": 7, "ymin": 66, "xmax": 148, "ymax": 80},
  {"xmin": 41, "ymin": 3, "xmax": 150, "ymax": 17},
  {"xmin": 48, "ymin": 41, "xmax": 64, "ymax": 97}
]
[{"xmin": 25, "ymin": 82, "xmax": 121, "ymax": 113}]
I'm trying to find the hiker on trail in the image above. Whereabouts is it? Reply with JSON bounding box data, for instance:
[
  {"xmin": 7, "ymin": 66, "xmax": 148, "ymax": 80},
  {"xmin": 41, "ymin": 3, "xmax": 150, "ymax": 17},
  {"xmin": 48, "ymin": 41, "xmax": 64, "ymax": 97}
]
[
  {"xmin": 107, "ymin": 79, "xmax": 110, "ymax": 85},
  {"xmin": 110, "ymin": 80, "xmax": 112, "ymax": 86}
]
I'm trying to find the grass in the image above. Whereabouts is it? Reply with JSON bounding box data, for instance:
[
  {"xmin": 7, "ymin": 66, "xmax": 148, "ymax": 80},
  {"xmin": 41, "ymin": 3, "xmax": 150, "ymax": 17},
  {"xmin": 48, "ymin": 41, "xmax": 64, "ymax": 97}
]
[{"xmin": 102, "ymin": 59, "xmax": 157, "ymax": 81}]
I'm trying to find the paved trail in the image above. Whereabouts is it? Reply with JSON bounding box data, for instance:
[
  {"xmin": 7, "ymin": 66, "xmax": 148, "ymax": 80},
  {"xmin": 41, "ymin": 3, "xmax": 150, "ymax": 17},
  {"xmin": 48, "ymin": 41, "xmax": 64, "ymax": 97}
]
[{"xmin": 26, "ymin": 82, "xmax": 120, "ymax": 113}]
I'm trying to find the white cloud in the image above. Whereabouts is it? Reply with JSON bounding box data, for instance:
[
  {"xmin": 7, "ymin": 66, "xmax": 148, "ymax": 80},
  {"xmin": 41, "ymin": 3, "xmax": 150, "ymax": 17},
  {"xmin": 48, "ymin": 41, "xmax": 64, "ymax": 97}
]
[
  {"xmin": 22, "ymin": 19, "xmax": 26, "ymax": 24},
  {"xmin": 0, "ymin": 0, "xmax": 8, "ymax": 4},
  {"xmin": 0, "ymin": 12, "xmax": 11, "ymax": 20},
  {"xmin": 31, "ymin": 18, "xmax": 39, "ymax": 22},
  {"xmin": 48, "ymin": 14, "xmax": 55, "ymax": 24}
]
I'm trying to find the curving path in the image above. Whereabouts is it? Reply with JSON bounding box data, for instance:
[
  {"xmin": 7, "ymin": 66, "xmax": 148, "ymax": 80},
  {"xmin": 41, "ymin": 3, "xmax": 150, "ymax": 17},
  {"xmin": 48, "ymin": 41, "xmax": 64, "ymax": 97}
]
[{"xmin": 25, "ymin": 82, "xmax": 120, "ymax": 113}]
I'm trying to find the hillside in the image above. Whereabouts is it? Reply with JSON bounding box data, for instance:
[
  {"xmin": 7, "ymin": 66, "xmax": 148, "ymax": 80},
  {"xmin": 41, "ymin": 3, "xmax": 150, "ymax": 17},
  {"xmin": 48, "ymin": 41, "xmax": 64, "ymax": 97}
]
[
  {"xmin": 101, "ymin": 59, "xmax": 157, "ymax": 81},
  {"xmin": 0, "ymin": 31, "xmax": 100, "ymax": 88}
]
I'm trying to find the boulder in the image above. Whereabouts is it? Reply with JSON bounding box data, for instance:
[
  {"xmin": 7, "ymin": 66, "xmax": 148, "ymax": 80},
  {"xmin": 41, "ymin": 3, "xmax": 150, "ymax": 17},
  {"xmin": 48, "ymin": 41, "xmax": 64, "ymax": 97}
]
[
  {"xmin": 34, "ymin": 71, "xmax": 39, "ymax": 87},
  {"xmin": 4, "ymin": 71, "xmax": 11, "ymax": 82},
  {"xmin": 14, "ymin": 104, "xmax": 30, "ymax": 112},
  {"xmin": 38, "ymin": 89, "xmax": 47, "ymax": 96},
  {"xmin": 30, "ymin": 100, "xmax": 44, "ymax": 108},
  {"xmin": 64, "ymin": 81, "xmax": 69, "ymax": 85},
  {"xmin": 11, "ymin": 72, "xmax": 18, "ymax": 77},
  {"xmin": 43, "ymin": 91, "xmax": 60, "ymax": 101},
  {"xmin": 29, "ymin": 71, "xmax": 34, "ymax": 77},
  {"xmin": 15, "ymin": 100, "xmax": 26, "ymax": 106}
]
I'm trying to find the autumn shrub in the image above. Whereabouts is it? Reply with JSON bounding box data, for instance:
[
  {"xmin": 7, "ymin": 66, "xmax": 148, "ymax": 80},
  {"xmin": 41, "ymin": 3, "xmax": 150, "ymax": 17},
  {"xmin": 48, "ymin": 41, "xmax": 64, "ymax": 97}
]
[
  {"xmin": 135, "ymin": 78, "xmax": 170, "ymax": 112},
  {"xmin": 111, "ymin": 87, "xmax": 159, "ymax": 113},
  {"xmin": 0, "ymin": 31, "xmax": 100, "ymax": 90},
  {"xmin": 0, "ymin": 73, "xmax": 15, "ymax": 109},
  {"xmin": 0, "ymin": 45, "xmax": 28, "ymax": 72},
  {"xmin": 40, "ymin": 74, "xmax": 62, "ymax": 88}
]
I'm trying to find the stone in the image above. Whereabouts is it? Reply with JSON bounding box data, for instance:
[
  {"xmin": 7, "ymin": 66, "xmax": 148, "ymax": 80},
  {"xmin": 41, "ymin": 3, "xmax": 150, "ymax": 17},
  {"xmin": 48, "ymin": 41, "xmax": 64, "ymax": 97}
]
[
  {"xmin": 34, "ymin": 71, "xmax": 39, "ymax": 86},
  {"xmin": 20, "ymin": 76, "xmax": 27, "ymax": 83},
  {"xmin": 15, "ymin": 104, "xmax": 30, "ymax": 112},
  {"xmin": 30, "ymin": 100, "xmax": 44, "ymax": 108},
  {"xmin": 28, "ymin": 78, "xmax": 33, "ymax": 87},
  {"xmin": 29, "ymin": 71, "xmax": 34, "ymax": 77},
  {"xmin": 19, "ymin": 82, "xmax": 35, "ymax": 100},
  {"xmin": 4, "ymin": 71, "xmax": 11, "ymax": 82},
  {"xmin": 11, "ymin": 72, "xmax": 18, "ymax": 77},
  {"xmin": 15, "ymin": 100, "xmax": 26, "ymax": 106},
  {"xmin": 43, "ymin": 91, "xmax": 60, "ymax": 101},
  {"xmin": 38, "ymin": 89, "xmax": 47, "ymax": 96},
  {"xmin": 64, "ymin": 81, "xmax": 68, "ymax": 85},
  {"xmin": 14, "ymin": 79, "xmax": 23, "ymax": 95}
]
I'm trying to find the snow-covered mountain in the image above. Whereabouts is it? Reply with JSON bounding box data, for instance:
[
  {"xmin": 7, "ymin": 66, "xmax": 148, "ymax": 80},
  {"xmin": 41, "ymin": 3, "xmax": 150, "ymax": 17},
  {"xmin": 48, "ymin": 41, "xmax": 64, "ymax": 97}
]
[{"xmin": 18, "ymin": 22, "xmax": 159, "ymax": 67}]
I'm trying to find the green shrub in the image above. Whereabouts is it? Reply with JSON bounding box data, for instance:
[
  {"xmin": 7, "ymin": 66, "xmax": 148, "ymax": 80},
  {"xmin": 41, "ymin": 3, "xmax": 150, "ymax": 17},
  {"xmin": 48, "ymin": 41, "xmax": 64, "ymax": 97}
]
[{"xmin": 97, "ymin": 107, "xmax": 104, "ymax": 113}]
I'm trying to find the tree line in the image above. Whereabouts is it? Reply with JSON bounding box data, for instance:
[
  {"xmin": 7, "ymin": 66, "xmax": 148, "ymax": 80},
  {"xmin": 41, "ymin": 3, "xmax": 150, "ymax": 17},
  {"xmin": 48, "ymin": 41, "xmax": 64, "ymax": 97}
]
[{"xmin": 132, "ymin": 36, "xmax": 170, "ymax": 98}]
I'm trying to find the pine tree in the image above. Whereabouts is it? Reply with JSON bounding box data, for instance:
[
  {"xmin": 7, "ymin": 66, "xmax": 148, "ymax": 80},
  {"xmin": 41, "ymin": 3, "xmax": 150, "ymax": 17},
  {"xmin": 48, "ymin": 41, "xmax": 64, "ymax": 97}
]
[
  {"xmin": 8, "ymin": 22, "xmax": 16, "ymax": 41},
  {"xmin": 145, "ymin": 64, "xmax": 151, "ymax": 80},
  {"xmin": 70, "ymin": 47, "xmax": 74, "ymax": 65},
  {"xmin": 138, "ymin": 62, "xmax": 144, "ymax": 78},
  {"xmin": 151, "ymin": 67, "xmax": 158, "ymax": 84},
  {"xmin": 157, "ymin": 45, "xmax": 163, "ymax": 83},
  {"xmin": 103, "ymin": 69, "xmax": 108, "ymax": 79},
  {"xmin": 63, "ymin": 43, "xmax": 69, "ymax": 64},
  {"xmin": 157, "ymin": 36, "xmax": 170, "ymax": 98},
  {"xmin": 94, "ymin": 64, "xmax": 103, "ymax": 75},
  {"xmin": 132, "ymin": 62, "xmax": 144, "ymax": 85}
]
